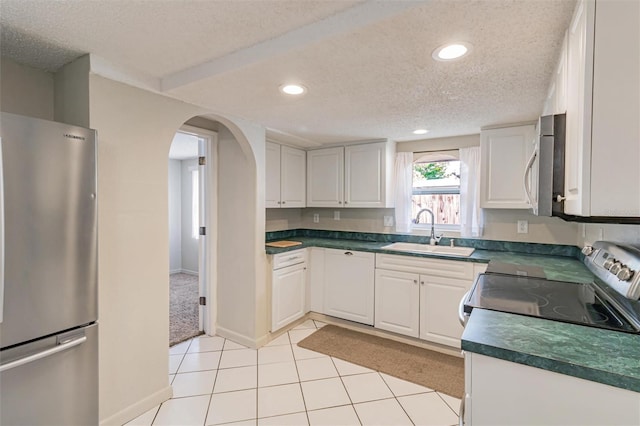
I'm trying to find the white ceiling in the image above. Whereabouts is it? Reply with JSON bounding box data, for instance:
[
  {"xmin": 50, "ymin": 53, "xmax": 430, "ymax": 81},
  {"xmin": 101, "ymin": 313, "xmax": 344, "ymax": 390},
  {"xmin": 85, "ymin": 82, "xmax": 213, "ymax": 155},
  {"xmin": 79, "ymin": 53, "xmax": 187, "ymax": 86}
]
[{"xmin": 0, "ymin": 0, "xmax": 576, "ymax": 146}]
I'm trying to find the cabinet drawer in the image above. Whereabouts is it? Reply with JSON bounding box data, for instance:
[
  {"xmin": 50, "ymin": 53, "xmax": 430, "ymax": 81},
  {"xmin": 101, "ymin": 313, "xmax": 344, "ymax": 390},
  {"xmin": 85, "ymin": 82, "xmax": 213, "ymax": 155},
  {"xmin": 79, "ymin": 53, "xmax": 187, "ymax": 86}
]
[
  {"xmin": 273, "ymin": 249, "xmax": 307, "ymax": 269},
  {"xmin": 375, "ymin": 253, "xmax": 474, "ymax": 280}
]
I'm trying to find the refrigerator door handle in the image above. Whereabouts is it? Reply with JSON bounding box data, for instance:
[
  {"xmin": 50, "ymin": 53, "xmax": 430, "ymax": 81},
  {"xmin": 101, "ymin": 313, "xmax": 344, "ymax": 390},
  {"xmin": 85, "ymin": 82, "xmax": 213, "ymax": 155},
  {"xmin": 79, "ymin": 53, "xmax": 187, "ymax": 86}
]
[
  {"xmin": 0, "ymin": 137, "xmax": 4, "ymax": 323},
  {"xmin": 0, "ymin": 335, "xmax": 87, "ymax": 373}
]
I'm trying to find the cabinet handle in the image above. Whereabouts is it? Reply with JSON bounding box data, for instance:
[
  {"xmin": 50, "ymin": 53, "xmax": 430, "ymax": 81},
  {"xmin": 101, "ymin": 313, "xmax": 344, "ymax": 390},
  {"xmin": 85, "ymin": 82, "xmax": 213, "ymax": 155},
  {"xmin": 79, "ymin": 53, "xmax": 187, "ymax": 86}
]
[
  {"xmin": 282, "ymin": 201, "xmax": 286, "ymax": 205},
  {"xmin": 421, "ymin": 281, "xmax": 424, "ymax": 286},
  {"xmin": 344, "ymin": 252, "xmax": 353, "ymax": 256},
  {"xmin": 345, "ymin": 201, "xmax": 348, "ymax": 204},
  {"xmin": 413, "ymin": 279, "xmax": 418, "ymax": 285},
  {"xmin": 277, "ymin": 201, "xmax": 281, "ymax": 204},
  {"xmin": 338, "ymin": 201, "xmax": 342, "ymax": 204}
]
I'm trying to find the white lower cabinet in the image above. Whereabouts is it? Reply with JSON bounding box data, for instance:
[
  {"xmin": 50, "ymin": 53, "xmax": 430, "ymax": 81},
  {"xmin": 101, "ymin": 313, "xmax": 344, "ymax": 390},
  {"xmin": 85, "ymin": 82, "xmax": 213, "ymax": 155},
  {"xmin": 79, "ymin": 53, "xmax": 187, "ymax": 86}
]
[
  {"xmin": 464, "ymin": 352, "xmax": 640, "ymax": 426},
  {"xmin": 324, "ymin": 249, "xmax": 375, "ymax": 325},
  {"xmin": 420, "ymin": 275, "xmax": 470, "ymax": 347},
  {"xmin": 375, "ymin": 269, "xmax": 419, "ymax": 337},
  {"xmin": 375, "ymin": 253, "xmax": 486, "ymax": 348},
  {"xmin": 271, "ymin": 250, "xmax": 306, "ymax": 332}
]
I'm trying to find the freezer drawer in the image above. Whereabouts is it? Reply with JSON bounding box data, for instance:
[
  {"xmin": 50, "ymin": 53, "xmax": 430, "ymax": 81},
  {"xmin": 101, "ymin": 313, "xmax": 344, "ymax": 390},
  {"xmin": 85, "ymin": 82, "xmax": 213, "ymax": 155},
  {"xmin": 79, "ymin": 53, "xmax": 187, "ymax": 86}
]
[{"xmin": 0, "ymin": 323, "xmax": 98, "ymax": 426}]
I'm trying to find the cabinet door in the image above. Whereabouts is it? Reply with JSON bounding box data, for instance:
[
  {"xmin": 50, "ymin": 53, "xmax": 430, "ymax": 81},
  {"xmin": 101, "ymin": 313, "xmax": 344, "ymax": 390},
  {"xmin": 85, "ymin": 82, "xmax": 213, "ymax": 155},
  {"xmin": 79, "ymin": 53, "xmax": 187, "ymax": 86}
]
[
  {"xmin": 272, "ymin": 263, "xmax": 306, "ymax": 332},
  {"xmin": 307, "ymin": 147, "xmax": 344, "ymax": 207},
  {"xmin": 554, "ymin": 31, "xmax": 568, "ymax": 115},
  {"xmin": 564, "ymin": 0, "xmax": 594, "ymax": 216},
  {"xmin": 480, "ymin": 125, "xmax": 535, "ymax": 209},
  {"xmin": 280, "ymin": 146, "xmax": 306, "ymax": 208},
  {"xmin": 420, "ymin": 274, "xmax": 471, "ymax": 348},
  {"xmin": 265, "ymin": 142, "xmax": 281, "ymax": 208},
  {"xmin": 345, "ymin": 142, "xmax": 385, "ymax": 208},
  {"xmin": 324, "ymin": 249, "xmax": 374, "ymax": 325},
  {"xmin": 589, "ymin": 0, "xmax": 640, "ymax": 217},
  {"xmin": 308, "ymin": 247, "xmax": 325, "ymax": 314},
  {"xmin": 468, "ymin": 353, "xmax": 640, "ymax": 426},
  {"xmin": 375, "ymin": 269, "xmax": 419, "ymax": 337}
]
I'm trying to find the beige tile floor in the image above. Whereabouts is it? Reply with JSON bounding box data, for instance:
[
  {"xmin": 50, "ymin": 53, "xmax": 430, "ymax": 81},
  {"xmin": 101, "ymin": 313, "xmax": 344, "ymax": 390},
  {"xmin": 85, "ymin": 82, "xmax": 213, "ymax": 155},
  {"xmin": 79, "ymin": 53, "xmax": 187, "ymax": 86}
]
[{"xmin": 126, "ymin": 320, "xmax": 460, "ymax": 426}]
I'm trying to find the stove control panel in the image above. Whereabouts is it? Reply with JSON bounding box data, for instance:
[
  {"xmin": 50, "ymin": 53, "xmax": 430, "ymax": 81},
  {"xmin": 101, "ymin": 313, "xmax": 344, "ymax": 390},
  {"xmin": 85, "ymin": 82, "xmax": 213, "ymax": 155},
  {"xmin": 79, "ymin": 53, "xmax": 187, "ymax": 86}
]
[
  {"xmin": 585, "ymin": 242, "xmax": 640, "ymax": 300},
  {"xmin": 582, "ymin": 241, "xmax": 640, "ymax": 300}
]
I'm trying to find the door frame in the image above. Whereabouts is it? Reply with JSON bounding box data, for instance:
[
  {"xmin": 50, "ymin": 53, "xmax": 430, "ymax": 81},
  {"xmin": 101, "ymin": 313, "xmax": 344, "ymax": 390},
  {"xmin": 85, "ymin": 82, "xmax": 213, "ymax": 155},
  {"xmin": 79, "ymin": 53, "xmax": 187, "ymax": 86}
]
[{"xmin": 178, "ymin": 125, "xmax": 218, "ymax": 336}]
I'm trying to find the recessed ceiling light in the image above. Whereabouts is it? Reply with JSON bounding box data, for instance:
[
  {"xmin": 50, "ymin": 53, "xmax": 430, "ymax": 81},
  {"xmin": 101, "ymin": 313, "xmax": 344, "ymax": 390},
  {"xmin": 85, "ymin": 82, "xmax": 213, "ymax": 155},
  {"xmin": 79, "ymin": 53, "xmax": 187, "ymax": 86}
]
[
  {"xmin": 432, "ymin": 42, "xmax": 472, "ymax": 61},
  {"xmin": 280, "ymin": 84, "xmax": 307, "ymax": 95},
  {"xmin": 413, "ymin": 129, "xmax": 429, "ymax": 135}
]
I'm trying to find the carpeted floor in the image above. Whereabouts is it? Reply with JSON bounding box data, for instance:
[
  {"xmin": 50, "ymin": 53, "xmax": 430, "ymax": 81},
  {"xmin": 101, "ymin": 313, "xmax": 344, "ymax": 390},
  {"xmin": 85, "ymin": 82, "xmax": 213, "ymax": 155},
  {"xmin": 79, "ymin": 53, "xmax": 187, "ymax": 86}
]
[
  {"xmin": 169, "ymin": 273, "xmax": 202, "ymax": 346},
  {"xmin": 298, "ymin": 325, "xmax": 464, "ymax": 398}
]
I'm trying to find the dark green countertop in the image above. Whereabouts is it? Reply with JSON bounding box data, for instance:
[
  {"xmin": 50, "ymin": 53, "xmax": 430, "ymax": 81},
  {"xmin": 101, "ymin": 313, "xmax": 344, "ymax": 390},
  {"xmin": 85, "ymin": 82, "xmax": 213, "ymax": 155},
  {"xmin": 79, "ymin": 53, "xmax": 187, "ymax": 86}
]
[
  {"xmin": 265, "ymin": 236, "xmax": 594, "ymax": 283},
  {"xmin": 462, "ymin": 309, "xmax": 640, "ymax": 392}
]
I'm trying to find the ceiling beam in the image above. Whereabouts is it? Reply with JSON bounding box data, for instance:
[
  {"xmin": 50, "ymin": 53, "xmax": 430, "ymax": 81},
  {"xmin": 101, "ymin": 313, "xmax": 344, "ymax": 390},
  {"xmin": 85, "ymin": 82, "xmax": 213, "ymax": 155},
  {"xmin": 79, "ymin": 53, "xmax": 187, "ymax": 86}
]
[{"xmin": 161, "ymin": 0, "xmax": 423, "ymax": 92}]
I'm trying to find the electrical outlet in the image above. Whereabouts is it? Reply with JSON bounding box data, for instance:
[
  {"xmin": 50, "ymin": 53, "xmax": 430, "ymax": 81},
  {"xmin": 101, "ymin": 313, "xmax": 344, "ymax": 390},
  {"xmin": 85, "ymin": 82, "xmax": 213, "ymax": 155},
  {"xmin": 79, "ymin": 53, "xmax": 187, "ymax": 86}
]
[
  {"xmin": 313, "ymin": 213, "xmax": 319, "ymax": 223},
  {"xmin": 334, "ymin": 211, "xmax": 340, "ymax": 220},
  {"xmin": 384, "ymin": 216, "xmax": 394, "ymax": 227},
  {"xmin": 517, "ymin": 220, "xmax": 528, "ymax": 234}
]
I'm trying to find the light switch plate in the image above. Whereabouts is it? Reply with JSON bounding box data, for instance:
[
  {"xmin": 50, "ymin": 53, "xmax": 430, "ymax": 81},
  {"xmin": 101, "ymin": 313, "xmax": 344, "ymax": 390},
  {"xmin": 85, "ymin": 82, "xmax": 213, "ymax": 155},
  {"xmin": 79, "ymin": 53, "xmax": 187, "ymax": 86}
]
[
  {"xmin": 384, "ymin": 216, "xmax": 394, "ymax": 227},
  {"xmin": 517, "ymin": 220, "xmax": 528, "ymax": 234},
  {"xmin": 313, "ymin": 213, "xmax": 319, "ymax": 223},
  {"xmin": 334, "ymin": 211, "xmax": 340, "ymax": 220}
]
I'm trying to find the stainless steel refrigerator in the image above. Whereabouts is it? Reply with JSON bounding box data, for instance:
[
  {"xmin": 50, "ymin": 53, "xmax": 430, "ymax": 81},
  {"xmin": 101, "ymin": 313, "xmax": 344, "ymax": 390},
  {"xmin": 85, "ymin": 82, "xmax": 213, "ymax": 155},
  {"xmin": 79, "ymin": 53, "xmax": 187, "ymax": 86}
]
[{"xmin": 0, "ymin": 112, "xmax": 98, "ymax": 425}]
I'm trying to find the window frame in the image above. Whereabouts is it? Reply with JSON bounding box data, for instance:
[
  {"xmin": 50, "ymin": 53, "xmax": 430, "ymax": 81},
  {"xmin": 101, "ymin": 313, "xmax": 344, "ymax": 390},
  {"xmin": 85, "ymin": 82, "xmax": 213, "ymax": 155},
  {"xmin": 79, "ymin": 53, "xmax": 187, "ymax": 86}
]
[{"xmin": 411, "ymin": 155, "xmax": 461, "ymax": 233}]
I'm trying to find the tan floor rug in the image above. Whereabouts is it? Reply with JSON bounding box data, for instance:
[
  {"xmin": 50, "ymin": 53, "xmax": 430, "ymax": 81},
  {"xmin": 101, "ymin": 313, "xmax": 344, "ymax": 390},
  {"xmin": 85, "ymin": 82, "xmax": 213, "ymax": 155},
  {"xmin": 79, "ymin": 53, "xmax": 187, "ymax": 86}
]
[{"xmin": 298, "ymin": 325, "xmax": 464, "ymax": 398}]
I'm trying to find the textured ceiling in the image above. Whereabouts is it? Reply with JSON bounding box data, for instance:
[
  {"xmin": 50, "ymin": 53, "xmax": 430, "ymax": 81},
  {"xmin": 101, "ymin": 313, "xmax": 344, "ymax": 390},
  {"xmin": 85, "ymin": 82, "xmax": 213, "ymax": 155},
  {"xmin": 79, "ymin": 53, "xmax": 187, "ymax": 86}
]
[{"xmin": 0, "ymin": 0, "xmax": 576, "ymax": 145}]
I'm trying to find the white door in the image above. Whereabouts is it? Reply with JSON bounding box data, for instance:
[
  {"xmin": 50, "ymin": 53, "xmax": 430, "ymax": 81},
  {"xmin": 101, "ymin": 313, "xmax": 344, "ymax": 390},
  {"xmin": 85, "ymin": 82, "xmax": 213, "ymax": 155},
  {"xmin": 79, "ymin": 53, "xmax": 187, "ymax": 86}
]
[
  {"xmin": 280, "ymin": 146, "xmax": 306, "ymax": 208},
  {"xmin": 564, "ymin": 0, "xmax": 594, "ymax": 216},
  {"xmin": 265, "ymin": 142, "xmax": 281, "ymax": 208},
  {"xmin": 419, "ymin": 275, "xmax": 470, "ymax": 348},
  {"xmin": 272, "ymin": 263, "xmax": 306, "ymax": 332},
  {"xmin": 324, "ymin": 249, "xmax": 374, "ymax": 325},
  {"xmin": 374, "ymin": 269, "xmax": 419, "ymax": 337},
  {"xmin": 344, "ymin": 142, "xmax": 385, "ymax": 207},
  {"xmin": 307, "ymin": 147, "xmax": 344, "ymax": 207},
  {"xmin": 480, "ymin": 125, "xmax": 535, "ymax": 209}
]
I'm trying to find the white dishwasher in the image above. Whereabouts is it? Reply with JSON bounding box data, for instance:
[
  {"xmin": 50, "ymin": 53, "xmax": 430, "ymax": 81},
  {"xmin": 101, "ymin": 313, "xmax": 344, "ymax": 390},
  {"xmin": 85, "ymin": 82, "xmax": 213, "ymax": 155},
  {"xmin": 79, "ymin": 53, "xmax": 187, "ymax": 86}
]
[{"xmin": 271, "ymin": 249, "xmax": 307, "ymax": 332}]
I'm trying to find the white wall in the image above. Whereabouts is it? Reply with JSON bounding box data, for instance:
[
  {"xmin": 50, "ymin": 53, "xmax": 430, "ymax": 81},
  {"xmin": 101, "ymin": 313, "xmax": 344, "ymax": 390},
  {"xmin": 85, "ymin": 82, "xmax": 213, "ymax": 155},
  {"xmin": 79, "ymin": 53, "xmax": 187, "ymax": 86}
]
[
  {"xmin": 85, "ymin": 69, "xmax": 267, "ymax": 425},
  {"xmin": 0, "ymin": 57, "xmax": 54, "ymax": 120},
  {"xmin": 168, "ymin": 159, "xmax": 182, "ymax": 273},
  {"xmin": 54, "ymin": 55, "xmax": 90, "ymax": 127},
  {"xmin": 580, "ymin": 223, "xmax": 640, "ymax": 247},
  {"xmin": 180, "ymin": 158, "xmax": 199, "ymax": 273}
]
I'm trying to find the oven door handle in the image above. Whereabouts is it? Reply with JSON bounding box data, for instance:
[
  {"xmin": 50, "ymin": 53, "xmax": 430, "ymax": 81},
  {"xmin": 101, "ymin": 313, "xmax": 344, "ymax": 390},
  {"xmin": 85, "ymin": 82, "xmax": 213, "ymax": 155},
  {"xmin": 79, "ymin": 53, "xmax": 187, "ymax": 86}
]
[{"xmin": 459, "ymin": 291, "xmax": 470, "ymax": 327}]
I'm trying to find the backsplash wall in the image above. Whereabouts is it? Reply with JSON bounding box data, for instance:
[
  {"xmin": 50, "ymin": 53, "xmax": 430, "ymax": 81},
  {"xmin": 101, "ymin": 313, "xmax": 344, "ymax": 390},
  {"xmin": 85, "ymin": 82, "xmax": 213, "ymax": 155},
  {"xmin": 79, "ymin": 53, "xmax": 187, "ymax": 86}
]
[
  {"xmin": 266, "ymin": 207, "xmax": 581, "ymax": 245},
  {"xmin": 580, "ymin": 223, "xmax": 640, "ymax": 247}
]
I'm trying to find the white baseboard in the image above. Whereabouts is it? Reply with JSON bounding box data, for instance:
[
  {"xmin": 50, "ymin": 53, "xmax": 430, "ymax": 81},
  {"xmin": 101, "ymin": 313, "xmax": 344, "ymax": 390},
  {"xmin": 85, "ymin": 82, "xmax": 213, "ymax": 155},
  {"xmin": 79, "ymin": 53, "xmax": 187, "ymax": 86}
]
[
  {"xmin": 215, "ymin": 325, "xmax": 259, "ymax": 349},
  {"xmin": 99, "ymin": 385, "xmax": 172, "ymax": 426},
  {"xmin": 169, "ymin": 268, "xmax": 182, "ymax": 274}
]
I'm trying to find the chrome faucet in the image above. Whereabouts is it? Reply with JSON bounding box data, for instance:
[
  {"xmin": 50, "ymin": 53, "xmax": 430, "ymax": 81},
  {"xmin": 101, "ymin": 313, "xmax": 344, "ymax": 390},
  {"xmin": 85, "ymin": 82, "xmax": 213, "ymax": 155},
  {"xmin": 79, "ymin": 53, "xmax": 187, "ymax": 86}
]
[{"xmin": 413, "ymin": 208, "xmax": 442, "ymax": 245}]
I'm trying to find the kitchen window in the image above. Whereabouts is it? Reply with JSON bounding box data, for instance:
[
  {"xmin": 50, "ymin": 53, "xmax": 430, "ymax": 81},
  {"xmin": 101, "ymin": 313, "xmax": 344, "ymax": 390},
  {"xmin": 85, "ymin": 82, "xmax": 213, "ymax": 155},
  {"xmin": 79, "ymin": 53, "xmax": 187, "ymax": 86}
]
[{"xmin": 412, "ymin": 151, "xmax": 460, "ymax": 232}]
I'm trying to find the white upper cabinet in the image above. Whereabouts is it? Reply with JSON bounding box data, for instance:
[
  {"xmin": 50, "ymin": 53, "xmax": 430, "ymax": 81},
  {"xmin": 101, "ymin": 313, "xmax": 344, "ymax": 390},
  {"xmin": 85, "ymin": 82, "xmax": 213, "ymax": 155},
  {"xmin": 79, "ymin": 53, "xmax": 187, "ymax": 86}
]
[
  {"xmin": 563, "ymin": 0, "xmax": 639, "ymax": 217},
  {"xmin": 266, "ymin": 142, "xmax": 306, "ymax": 208},
  {"xmin": 307, "ymin": 140, "xmax": 394, "ymax": 208},
  {"xmin": 306, "ymin": 146, "xmax": 344, "ymax": 207},
  {"xmin": 266, "ymin": 142, "xmax": 281, "ymax": 208},
  {"xmin": 480, "ymin": 125, "xmax": 536, "ymax": 209},
  {"xmin": 544, "ymin": 31, "xmax": 569, "ymax": 116},
  {"xmin": 280, "ymin": 146, "xmax": 306, "ymax": 207}
]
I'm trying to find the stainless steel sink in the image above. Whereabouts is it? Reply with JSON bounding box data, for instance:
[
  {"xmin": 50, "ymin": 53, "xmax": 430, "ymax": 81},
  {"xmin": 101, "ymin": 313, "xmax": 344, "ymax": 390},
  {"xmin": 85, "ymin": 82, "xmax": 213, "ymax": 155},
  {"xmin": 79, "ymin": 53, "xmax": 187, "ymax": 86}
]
[{"xmin": 381, "ymin": 242, "xmax": 475, "ymax": 257}]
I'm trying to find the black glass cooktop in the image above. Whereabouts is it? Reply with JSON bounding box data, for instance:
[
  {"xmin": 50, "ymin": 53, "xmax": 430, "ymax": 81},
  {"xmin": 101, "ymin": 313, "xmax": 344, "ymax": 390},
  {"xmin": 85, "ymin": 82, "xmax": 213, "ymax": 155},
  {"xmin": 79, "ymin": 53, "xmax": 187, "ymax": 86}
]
[{"xmin": 464, "ymin": 273, "xmax": 638, "ymax": 333}]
